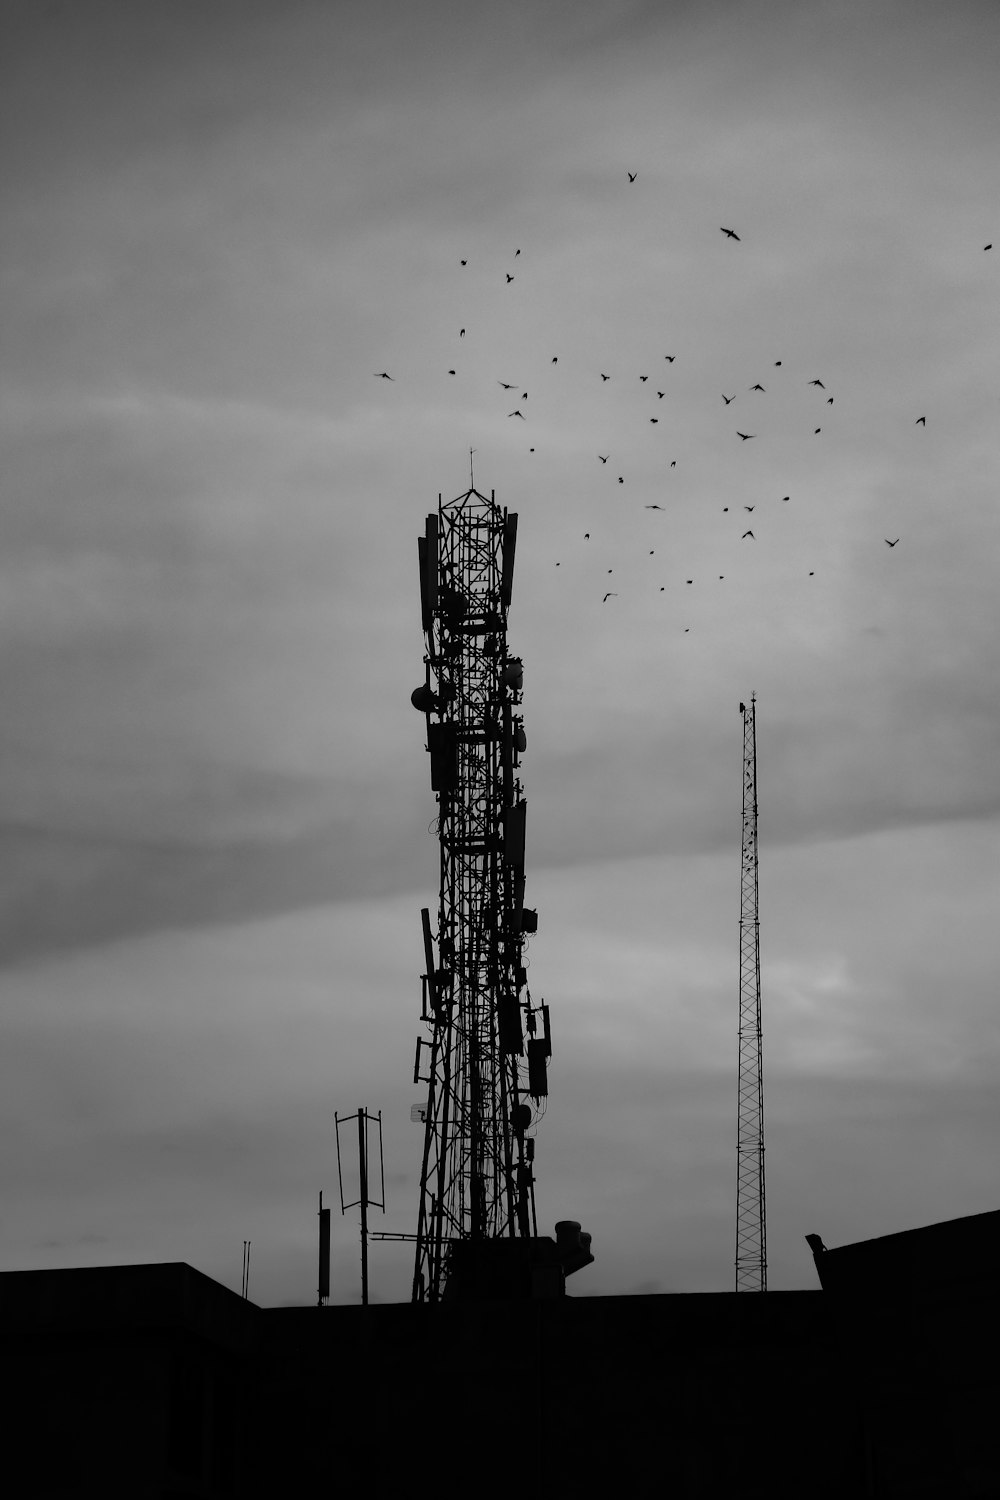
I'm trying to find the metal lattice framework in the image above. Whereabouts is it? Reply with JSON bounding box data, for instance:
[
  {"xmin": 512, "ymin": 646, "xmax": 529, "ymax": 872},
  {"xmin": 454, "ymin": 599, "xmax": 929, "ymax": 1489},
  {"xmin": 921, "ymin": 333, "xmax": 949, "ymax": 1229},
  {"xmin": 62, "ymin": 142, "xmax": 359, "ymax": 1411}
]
[
  {"xmin": 410, "ymin": 487, "xmax": 549, "ymax": 1303},
  {"xmin": 735, "ymin": 694, "xmax": 767, "ymax": 1292}
]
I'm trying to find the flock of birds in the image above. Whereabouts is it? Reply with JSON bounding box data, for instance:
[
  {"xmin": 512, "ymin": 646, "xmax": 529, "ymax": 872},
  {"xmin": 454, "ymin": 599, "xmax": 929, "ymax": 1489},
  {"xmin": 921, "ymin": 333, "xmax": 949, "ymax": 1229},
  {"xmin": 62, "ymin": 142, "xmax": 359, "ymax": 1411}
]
[{"xmin": 374, "ymin": 181, "xmax": 993, "ymax": 618}]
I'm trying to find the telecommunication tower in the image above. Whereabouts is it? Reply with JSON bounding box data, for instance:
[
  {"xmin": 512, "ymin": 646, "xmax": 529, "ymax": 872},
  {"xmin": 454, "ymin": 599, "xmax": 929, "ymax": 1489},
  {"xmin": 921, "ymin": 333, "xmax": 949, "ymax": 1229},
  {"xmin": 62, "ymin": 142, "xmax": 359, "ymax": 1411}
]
[
  {"xmin": 409, "ymin": 485, "xmax": 551, "ymax": 1303},
  {"xmin": 735, "ymin": 694, "xmax": 767, "ymax": 1292}
]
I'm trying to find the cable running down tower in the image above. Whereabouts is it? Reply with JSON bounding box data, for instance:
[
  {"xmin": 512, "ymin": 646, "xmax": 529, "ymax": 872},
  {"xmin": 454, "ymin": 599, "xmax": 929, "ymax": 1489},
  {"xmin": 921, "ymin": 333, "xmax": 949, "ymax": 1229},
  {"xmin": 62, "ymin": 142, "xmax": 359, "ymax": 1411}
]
[
  {"xmin": 735, "ymin": 694, "xmax": 767, "ymax": 1292},
  {"xmin": 410, "ymin": 486, "xmax": 551, "ymax": 1303}
]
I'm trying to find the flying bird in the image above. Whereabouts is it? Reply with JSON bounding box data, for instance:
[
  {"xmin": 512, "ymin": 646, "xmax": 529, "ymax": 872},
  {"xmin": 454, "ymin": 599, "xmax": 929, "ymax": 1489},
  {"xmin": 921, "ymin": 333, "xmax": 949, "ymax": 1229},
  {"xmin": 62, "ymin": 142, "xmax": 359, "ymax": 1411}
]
[
  {"xmin": 774, "ymin": 361, "xmax": 782, "ymax": 367},
  {"xmin": 552, "ymin": 357, "xmax": 558, "ymax": 363},
  {"xmin": 514, "ymin": 248, "xmax": 521, "ymax": 256},
  {"xmin": 374, "ymin": 372, "xmax": 394, "ymax": 380},
  {"xmin": 627, "ymin": 172, "xmax": 637, "ymax": 182},
  {"xmin": 498, "ymin": 381, "xmax": 517, "ymax": 389},
  {"xmin": 736, "ymin": 431, "xmax": 755, "ymax": 440},
  {"xmin": 459, "ymin": 329, "xmax": 465, "ymax": 337},
  {"xmin": 781, "ymin": 496, "xmax": 789, "ymax": 502},
  {"xmin": 808, "ymin": 379, "xmax": 825, "ymax": 388},
  {"xmin": 885, "ymin": 538, "xmax": 899, "ymax": 547},
  {"xmin": 916, "ymin": 416, "xmax": 926, "ymax": 425},
  {"xmin": 506, "ymin": 274, "xmax": 514, "ymax": 283},
  {"xmin": 603, "ymin": 592, "xmax": 618, "ymax": 602},
  {"xmin": 720, "ymin": 227, "xmax": 740, "ymax": 240},
  {"xmin": 640, "ymin": 375, "xmax": 648, "ymax": 382},
  {"xmin": 749, "ymin": 383, "xmax": 765, "ymax": 392},
  {"xmin": 650, "ymin": 418, "xmax": 658, "ymax": 424},
  {"xmin": 722, "ymin": 394, "xmax": 735, "ymax": 404},
  {"xmin": 664, "ymin": 355, "xmax": 675, "ymax": 362},
  {"xmin": 600, "ymin": 373, "xmax": 610, "ymax": 381},
  {"xmin": 645, "ymin": 504, "xmax": 664, "ymax": 510},
  {"xmin": 827, "ymin": 397, "xmax": 833, "ymax": 404},
  {"xmin": 670, "ymin": 460, "xmax": 676, "ymax": 467},
  {"xmin": 460, "ymin": 259, "xmax": 467, "ymax": 265},
  {"xmin": 985, "ymin": 243, "xmax": 992, "ymax": 250},
  {"xmin": 598, "ymin": 454, "xmax": 609, "ymax": 463},
  {"xmin": 618, "ymin": 476, "xmax": 624, "ymax": 483},
  {"xmin": 448, "ymin": 369, "xmax": 456, "ymax": 375},
  {"xmin": 508, "ymin": 410, "xmax": 525, "ymax": 418},
  {"xmin": 744, "ymin": 505, "xmax": 754, "ymax": 512},
  {"xmin": 742, "ymin": 530, "xmax": 754, "ymax": 539},
  {"xmin": 814, "ymin": 427, "xmax": 821, "ymax": 433},
  {"xmin": 657, "ymin": 391, "xmax": 665, "ymax": 398},
  {"xmin": 584, "ymin": 533, "xmax": 590, "ymax": 539}
]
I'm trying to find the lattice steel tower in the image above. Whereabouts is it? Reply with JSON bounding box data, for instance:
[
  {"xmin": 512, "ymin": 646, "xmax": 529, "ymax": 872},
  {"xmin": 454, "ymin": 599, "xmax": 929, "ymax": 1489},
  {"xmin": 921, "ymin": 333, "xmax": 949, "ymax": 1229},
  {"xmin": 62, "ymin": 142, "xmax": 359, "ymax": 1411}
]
[
  {"xmin": 735, "ymin": 694, "xmax": 767, "ymax": 1292},
  {"xmin": 410, "ymin": 485, "xmax": 550, "ymax": 1304}
]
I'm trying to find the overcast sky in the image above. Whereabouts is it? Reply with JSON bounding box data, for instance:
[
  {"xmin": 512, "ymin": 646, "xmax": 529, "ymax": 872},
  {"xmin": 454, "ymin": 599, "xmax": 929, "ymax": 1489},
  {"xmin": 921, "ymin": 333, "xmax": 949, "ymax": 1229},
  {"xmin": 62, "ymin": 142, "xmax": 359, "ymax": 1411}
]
[{"xmin": 2, "ymin": 0, "xmax": 998, "ymax": 1305}]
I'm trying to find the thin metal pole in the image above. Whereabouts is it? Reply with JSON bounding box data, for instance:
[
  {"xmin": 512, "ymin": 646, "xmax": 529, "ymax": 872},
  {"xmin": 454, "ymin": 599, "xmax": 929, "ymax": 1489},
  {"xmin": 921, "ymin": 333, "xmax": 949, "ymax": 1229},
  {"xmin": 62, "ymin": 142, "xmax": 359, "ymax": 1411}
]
[{"xmin": 359, "ymin": 1111, "xmax": 369, "ymax": 1305}]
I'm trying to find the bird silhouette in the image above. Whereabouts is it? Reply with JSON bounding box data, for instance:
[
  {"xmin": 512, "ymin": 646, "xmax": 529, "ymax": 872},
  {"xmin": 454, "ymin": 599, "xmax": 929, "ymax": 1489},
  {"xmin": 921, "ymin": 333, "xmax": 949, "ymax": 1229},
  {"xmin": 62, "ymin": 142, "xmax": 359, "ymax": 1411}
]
[
  {"xmin": 736, "ymin": 432, "xmax": 755, "ymax": 440},
  {"xmin": 686, "ymin": 579, "xmax": 693, "ymax": 584},
  {"xmin": 498, "ymin": 381, "xmax": 517, "ymax": 389},
  {"xmin": 814, "ymin": 427, "xmax": 821, "ymax": 433},
  {"xmin": 460, "ymin": 259, "xmax": 467, "ymax": 265},
  {"xmin": 670, "ymin": 460, "xmax": 676, "ymax": 467},
  {"xmin": 552, "ymin": 357, "xmax": 558, "ymax": 364},
  {"xmin": 774, "ymin": 361, "xmax": 782, "ymax": 366},
  {"xmin": 584, "ymin": 533, "xmax": 590, "ymax": 539},
  {"xmin": 598, "ymin": 454, "xmax": 609, "ymax": 463},
  {"xmin": 781, "ymin": 495, "xmax": 789, "ymax": 502},
  {"xmin": 986, "ymin": 244, "xmax": 993, "ymax": 251},
  {"xmin": 627, "ymin": 172, "xmax": 637, "ymax": 182},
  {"xmin": 640, "ymin": 375, "xmax": 648, "ymax": 382},
  {"xmin": 808, "ymin": 379, "xmax": 825, "ymax": 388},
  {"xmin": 744, "ymin": 505, "xmax": 754, "ymax": 512},
  {"xmin": 600, "ymin": 373, "xmax": 610, "ymax": 381},
  {"xmin": 657, "ymin": 391, "xmax": 665, "ymax": 398},
  {"xmin": 374, "ymin": 372, "xmax": 394, "ymax": 380},
  {"xmin": 827, "ymin": 397, "xmax": 833, "ymax": 404},
  {"xmin": 721, "ymin": 227, "xmax": 740, "ymax": 240},
  {"xmin": 664, "ymin": 355, "xmax": 676, "ymax": 362},
  {"xmin": 916, "ymin": 416, "xmax": 926, "ymax": 425},
  {"xmin": 506, "ymin": 274, "xmax": 514, "ymax": 283},
  {"xmin": 508, "ymin": 410, "xmax": 525, "ymax": 418},
  {"xmin": 618, "ymin": 476, "xmax": 624, "ymax": 483},
  {"xmin": 645, "ymin": 504, "xmax": 664, "ymax": 510},
  {"xmin": 448, "ymin": 369, "xmax": 456, "ymax": 375},
  {"xmin": 722, "ymin": 394, "xmax": 735, "ymax": 404},
  {"xmin": 650, "ymin": 417, "xmax": 658, "ymax": 424},
  {"xmin": 885, "ymin": 538, "xmax": 899, "ymax": 547},
  {"xmin": 603, "ymin": 592, "xmax": 618, "ymax": 602},
  {"xmin": 514, "ymin": 248, "xmax": 521, "ymax": 256},
  {"xmin": 742, "ymin": 530, "xmax": 754, "ymax": 539},
  {"xmin": 750, "ymin": 383, "xmax": 765, "ymax": 392},
  {"xmin": 459, "ymin": 329, "xmax": 465, "ymax": 337}
]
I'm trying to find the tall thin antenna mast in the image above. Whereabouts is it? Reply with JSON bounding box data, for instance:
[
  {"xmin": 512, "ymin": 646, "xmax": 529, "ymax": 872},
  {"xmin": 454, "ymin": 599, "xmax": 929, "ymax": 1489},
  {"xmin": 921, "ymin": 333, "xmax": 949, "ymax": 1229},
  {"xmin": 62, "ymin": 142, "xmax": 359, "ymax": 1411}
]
[{"xmin": 735, "ymin": 694, "xmax": 767, "ymax": 1292}]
